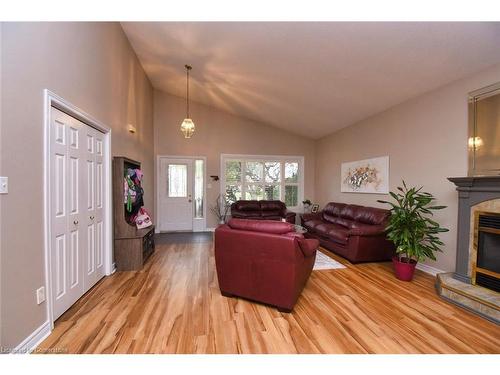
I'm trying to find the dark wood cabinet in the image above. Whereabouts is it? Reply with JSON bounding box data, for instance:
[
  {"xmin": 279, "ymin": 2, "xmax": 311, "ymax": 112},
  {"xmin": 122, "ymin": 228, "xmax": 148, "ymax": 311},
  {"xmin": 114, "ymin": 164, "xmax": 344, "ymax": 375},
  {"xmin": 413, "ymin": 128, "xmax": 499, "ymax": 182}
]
[{"xmin": 113, "ymin": 157, "xmax": 155, "ymax": 271}]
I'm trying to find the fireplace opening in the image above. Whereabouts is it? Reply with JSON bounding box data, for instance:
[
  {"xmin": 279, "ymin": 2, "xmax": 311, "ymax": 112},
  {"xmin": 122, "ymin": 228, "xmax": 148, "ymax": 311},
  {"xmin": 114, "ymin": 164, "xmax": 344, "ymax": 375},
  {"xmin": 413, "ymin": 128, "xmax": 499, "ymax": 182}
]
[{"xmin": 474, "ymin": 212, "xmax": 500, "ymax": 292}]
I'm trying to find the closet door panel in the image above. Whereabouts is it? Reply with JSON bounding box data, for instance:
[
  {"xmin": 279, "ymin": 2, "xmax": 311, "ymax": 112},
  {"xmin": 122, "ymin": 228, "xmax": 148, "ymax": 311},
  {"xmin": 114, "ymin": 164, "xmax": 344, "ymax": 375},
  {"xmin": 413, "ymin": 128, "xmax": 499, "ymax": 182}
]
[
  {"xmin": 94, "ymin": 132, "xmax": 105, "ymax": 275},
  {"xmin": 84, "ymin": 126, "xmax": 97, "ymax": 291},
  {"xmin": 50, "ymin": 108, "xmax": 85, "ymax": 320}
]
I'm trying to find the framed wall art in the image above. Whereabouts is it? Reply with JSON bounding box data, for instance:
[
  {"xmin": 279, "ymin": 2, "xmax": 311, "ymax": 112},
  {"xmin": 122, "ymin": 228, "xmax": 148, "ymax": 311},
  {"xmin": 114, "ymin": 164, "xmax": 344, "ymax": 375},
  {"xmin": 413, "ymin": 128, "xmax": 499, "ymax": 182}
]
[{"xmin": 341, "ymin": 156, "xmax": 389, "ymax": 194}]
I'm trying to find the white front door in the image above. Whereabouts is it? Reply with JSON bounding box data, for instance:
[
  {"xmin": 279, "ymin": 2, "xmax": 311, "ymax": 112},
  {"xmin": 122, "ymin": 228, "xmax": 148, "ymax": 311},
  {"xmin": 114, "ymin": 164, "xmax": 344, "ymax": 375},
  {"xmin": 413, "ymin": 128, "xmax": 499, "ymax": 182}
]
[
  {"xmin": 159, "ymin": 158, "xmax": 194, "ymax": 231},
  {"xmin": 50, "ymin": 107, "xmax": 106, "ymax": 320}
]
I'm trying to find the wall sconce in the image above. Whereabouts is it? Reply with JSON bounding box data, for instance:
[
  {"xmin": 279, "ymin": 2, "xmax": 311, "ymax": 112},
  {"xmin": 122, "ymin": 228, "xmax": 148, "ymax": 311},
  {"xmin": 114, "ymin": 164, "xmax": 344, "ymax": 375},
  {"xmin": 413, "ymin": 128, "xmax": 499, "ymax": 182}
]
[
  {"xmin": 128, "ymin": 124, "xmax": 137, "ymax": 134},
  {"xmin": 468, "ymin": 136, "xmax": 483, "ymax": 149}
]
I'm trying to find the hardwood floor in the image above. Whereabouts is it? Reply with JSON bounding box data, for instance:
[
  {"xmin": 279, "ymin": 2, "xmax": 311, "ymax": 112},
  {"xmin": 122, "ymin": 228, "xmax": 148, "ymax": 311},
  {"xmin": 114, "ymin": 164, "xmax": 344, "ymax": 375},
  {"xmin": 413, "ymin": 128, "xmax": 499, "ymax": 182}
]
[{"xmin": 37, "ymin": 234, "xmax": 500, "ymax": 354}]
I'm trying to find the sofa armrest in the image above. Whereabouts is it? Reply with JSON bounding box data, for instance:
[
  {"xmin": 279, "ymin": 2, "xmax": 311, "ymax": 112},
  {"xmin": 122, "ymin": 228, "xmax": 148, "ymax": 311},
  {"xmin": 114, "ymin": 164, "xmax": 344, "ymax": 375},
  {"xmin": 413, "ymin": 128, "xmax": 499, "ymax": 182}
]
[
  {"xmin": 348, "ymin": 225, "xmax": 387, "ymax": 237},
  {"xmin": 300, "ymin": 211, "xmax": 322, "ymax": 222},
  {"xmin": 297, "ymin": 238, "xmax": 319, "ymax": 257},
  {"xmin": 230, "ymin": 209, "xmax": 243, "ymax": 217}
]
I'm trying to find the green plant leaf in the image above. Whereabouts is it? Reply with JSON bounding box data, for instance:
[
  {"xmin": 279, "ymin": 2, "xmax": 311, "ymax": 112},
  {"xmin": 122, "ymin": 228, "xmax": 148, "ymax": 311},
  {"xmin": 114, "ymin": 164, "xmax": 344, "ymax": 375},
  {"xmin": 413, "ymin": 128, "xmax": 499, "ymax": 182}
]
[{"xmin": 378, "ymin": 179, "xmax": 448, "ymax": 264}]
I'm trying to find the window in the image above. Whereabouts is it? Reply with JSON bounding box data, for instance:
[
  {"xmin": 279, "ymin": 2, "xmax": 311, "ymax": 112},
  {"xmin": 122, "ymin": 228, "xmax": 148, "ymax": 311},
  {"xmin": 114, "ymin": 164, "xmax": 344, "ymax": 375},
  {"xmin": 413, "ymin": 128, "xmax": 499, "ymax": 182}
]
[
  {"xmin": 221, "ymin": 155, "xmax": 303, "ymax": 209},
  {"xmin": 194, "ymin": 160, "xmax": 204, "ymax": 218},
  {"xmin": 284, "ymin": 162, "xmax": 299, "ymax": 207},
  {"xmin": 168, "ymin": 164, "xmax": 187, "ymax": 197}
]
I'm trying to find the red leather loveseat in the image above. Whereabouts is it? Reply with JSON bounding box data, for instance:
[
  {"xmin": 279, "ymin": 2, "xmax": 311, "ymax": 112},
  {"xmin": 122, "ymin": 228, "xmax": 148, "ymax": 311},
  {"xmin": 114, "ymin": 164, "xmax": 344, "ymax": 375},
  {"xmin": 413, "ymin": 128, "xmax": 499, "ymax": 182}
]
[
  {"xmin": 214, "ymin": 219, "xmax": 319, "ymax": 312},
  {"xmin": 230, "ymin": 200, "xmax": 296, "ymax": 223},
  {"xmin": 300, "ymin": 202, "xmax": 395, "ymax": 263}
]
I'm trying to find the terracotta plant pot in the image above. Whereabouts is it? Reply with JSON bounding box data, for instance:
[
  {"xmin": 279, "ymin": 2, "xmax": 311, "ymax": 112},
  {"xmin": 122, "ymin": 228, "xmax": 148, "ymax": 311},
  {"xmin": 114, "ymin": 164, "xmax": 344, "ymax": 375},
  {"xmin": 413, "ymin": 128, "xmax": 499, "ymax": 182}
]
[{"xmin": 392, "ymin": 256, "xmax": 417, "ymax": 281}]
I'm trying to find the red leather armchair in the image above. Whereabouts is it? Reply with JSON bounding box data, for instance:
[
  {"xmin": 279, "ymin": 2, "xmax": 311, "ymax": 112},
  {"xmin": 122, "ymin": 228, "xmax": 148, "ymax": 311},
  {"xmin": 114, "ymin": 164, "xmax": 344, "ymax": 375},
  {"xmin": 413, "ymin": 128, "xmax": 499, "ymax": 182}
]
[
  {"xmin": 300, "ymin": 202, "xmax": 395, "ymax": 263},
  {"xmin": 230, "ymin": 200, "xmax": 296, "ymax": 223},
  {"xmin": 214, "ymin": 219, "xmax": 319, "ymax": 312}
]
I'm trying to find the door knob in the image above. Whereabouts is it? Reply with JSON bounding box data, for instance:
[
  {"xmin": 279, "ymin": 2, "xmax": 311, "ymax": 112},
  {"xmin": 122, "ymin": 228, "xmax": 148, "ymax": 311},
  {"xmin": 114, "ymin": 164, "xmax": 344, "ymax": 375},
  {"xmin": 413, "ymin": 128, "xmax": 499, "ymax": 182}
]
[
  {"xmin": 188, "ymin": 199, "xmax": 192, "ymax": 203},
  {"xmin": 90, "ymin": 216, "xmax": 95, "ymax": 220},
  {"xmin": 73, "ymin": 220, "xmax": 79, "ymax": 225}
]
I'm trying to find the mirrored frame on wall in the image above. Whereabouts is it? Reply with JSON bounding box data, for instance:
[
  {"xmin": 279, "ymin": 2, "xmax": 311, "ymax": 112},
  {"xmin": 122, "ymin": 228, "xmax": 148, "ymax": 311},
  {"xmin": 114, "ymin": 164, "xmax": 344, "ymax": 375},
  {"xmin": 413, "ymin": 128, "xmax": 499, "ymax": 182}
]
[{"xmin": 468, "ymin": 81, "xmax": 500, "ymax": 176}]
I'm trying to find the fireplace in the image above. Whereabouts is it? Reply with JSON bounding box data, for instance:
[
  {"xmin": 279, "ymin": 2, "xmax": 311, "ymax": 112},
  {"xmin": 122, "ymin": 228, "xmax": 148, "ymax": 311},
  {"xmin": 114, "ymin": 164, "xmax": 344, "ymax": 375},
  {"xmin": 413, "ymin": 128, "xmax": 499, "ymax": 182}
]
[
  {"xmin": 436, "ymin": 176, "xmax": 500, "ymax": 323},
  {"xmin": 473, "ymin": 212, "xmax": 500, "ymax": 292}
]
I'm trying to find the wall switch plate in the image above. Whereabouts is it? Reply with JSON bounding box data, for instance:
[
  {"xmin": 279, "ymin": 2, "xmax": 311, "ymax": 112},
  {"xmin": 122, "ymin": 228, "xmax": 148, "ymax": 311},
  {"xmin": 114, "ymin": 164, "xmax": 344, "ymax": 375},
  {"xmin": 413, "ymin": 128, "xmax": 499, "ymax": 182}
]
[
  {"xmin": 0, "ymin": 177, "xmax": 7, "ymax": 194},
  {"xmin": 36, "ymin": 287, "xmax": 46, "ymax": 305}
]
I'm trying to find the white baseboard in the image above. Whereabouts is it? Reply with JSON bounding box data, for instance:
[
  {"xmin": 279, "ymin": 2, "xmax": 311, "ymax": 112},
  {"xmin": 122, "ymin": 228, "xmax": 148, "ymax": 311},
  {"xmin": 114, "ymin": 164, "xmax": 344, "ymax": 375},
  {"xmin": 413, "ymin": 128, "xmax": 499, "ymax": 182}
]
[
  {"xmin": 111, "ymin": 262, "xmax": 117, "ymax": 274},
  {"xmin": 11, "ymin": 320, "xmax": 51, "ymax": 354},
  {"xmin": 416, "ymin": 263, "xmax": 444, "ymax": 276}
]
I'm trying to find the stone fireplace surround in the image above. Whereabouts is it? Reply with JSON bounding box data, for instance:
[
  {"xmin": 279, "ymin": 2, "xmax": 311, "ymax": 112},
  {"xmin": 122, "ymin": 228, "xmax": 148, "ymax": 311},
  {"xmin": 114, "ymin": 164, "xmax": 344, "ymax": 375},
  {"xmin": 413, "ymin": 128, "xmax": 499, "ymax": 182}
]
[
  {"xmin": 448, "ymin": 176, "xmax": 500, "ymax": 283},
  {"xmin": 438, "ymin": 176, "xmax": 500, "ymax": 323}
]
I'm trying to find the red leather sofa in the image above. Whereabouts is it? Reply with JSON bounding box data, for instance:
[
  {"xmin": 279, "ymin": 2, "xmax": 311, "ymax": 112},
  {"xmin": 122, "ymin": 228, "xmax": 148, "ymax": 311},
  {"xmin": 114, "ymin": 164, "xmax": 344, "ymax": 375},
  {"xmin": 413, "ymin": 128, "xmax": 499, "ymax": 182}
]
[
  {"xmin": 230, "ymin": 200, "xmax": 296, "ymax": 224},
  {"xmin": 214, "ymin": 218, "xmax": 319, "ymax": 312},
  {"xmin": 300, "ymin": 202, "xmax": 395, "ymax": 263}
]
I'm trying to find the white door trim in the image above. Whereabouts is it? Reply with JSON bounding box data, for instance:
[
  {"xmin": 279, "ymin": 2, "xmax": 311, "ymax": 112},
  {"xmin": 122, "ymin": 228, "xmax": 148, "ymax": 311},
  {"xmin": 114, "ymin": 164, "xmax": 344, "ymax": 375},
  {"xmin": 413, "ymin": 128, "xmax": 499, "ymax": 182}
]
[
  {"xmin": 43, "ymin": 89, "xmax": 113, "ymax": 329},
  {"xmin": 156, "ymin": 155, "xmax": 207, "ymax": 233}
]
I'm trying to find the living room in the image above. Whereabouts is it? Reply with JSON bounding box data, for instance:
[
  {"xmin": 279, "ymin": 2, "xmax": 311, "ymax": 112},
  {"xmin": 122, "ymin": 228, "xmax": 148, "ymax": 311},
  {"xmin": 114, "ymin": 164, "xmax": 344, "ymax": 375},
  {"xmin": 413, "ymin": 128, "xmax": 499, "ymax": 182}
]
[{"xmin": 1, "ymin": 1, "xmax": 500, "ymax": 373}]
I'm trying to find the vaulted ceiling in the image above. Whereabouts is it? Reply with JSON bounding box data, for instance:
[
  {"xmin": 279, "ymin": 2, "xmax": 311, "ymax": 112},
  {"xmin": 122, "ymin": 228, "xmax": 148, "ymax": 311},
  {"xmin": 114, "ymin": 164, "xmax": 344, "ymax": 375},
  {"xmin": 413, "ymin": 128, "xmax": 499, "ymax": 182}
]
[{"xmin": 121, "ymin": 22, "xmax": 500, "ymax": 139}]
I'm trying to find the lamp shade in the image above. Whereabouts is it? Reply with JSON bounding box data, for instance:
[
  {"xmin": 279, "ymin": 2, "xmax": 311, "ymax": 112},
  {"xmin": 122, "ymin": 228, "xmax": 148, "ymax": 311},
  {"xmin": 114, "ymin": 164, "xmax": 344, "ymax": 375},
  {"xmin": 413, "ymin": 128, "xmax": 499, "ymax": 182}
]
[
  {"xmin": 468, "ymin": 136, "xmax": 483, "ymax": 149},
  {"xmin": 180, "ymin": 118, "xmax": 195, "ymax": 138}
]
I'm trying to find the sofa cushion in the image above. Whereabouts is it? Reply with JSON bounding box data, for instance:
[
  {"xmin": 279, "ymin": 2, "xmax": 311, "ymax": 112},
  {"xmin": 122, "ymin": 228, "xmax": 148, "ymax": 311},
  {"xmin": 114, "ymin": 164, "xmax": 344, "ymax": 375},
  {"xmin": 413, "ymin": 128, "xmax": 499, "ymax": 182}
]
[
  {"xmin": 323, "ymin": 202, "xmax": 348, "ymax": 217},
  {"xmin": 235, "ymin": 200, "xmax": 261, "ymax": 211},
  {"xmin": 228, "ymin": 218, "xmax": 294, "ymax": 234},
  {"xmin": 314, "ymin": 223, "xmax": 349, "ymax": 244},
  {"xmin": 322, "ymin": 214, "xmax": 355, "ymax": 228},
  {"xmin": 232, "ymin": 211, "xmax": 262, "ymax": 219},
  {"xmin": 314, "ymin": 223, "xmax": 336, "ymax": 236},
  {"xmin": 261, "ymin": 215, "xmax": 283, "ymax": 221},
  {"xmin": 261, "ymin": 210, "xmax": 282, "ymax": 217},
  {"xmin": 348, "ymin": 223, "xmax": 386, "ymax": 236},
  {"xmin": 353, "ymin": 207, "xmax": 389, "ymax": 225},
  {"xmin": 326, "ymin": 226, "xmax": 349, "ymax": 244},
  {"xmin": 260, "ymin": 200, "xmax": 284, "ymax": 211},
  {"xmin": 339, "ymin": 204, "xmax": 364, "ymax": 220}
]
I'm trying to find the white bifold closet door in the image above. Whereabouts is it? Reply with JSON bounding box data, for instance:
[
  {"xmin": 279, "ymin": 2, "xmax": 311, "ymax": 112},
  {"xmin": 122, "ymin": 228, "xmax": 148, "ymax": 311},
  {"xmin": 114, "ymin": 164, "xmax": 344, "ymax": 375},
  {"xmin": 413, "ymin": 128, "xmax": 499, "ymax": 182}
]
[{"xmin": 50, "ymin": 107, "xmax": 105, "ymax": 320}]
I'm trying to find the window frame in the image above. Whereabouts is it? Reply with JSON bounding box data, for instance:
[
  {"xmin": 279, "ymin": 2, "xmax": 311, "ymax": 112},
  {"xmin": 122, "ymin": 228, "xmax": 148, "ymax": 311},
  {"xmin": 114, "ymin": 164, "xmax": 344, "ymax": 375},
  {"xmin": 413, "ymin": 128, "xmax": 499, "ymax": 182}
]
[{"xmin": 221, "ymin": 154, "xmax": 305, "ymax": 211}]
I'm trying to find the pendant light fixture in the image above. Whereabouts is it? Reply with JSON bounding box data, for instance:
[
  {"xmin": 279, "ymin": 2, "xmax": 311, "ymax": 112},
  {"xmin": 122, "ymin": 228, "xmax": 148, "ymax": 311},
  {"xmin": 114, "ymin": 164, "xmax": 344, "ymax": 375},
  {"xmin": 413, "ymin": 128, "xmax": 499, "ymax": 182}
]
[{"xmin": 180, "ymin": 64, "xmax": 195, "ymax": 138}]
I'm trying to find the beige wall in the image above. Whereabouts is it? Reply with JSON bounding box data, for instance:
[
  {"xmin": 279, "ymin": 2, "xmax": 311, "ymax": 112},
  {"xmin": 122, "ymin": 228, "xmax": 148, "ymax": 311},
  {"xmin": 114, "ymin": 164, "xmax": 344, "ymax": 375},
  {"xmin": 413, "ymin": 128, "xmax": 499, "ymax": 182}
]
[
  {"xmin": 0, "ymin": 23, "xmax": 154, "ymax": 349},
  {"xmin": 315, "ymin": 63, "xmax": 500, "ymax": 272},
  {"xmin": 154, "ymin": 90, "xmax": 316, "ymax": 229}
]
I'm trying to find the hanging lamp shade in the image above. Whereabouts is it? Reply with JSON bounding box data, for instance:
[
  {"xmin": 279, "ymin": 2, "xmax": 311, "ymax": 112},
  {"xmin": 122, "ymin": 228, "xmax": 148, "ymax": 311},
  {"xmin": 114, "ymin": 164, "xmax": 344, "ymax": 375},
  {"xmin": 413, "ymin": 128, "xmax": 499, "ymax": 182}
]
[
  {"xmin": 180, "ymin": 118, "xmax": 195, "ymax": 138},
  {"xmin": 180, "ymin": 64, "xmax": 195, "ymax": 138}
]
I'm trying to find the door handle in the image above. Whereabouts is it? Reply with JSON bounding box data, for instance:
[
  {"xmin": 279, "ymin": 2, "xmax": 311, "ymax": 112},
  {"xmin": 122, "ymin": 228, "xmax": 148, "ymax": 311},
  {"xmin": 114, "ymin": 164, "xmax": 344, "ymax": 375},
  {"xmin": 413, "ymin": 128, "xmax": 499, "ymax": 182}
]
[
  {"xmin": 73, "ymin": 220, "xmax": 79, "ymax": 225},
  {"xmin": 90, "ymin": 216, "xmax": 95, "ymax": 220}
]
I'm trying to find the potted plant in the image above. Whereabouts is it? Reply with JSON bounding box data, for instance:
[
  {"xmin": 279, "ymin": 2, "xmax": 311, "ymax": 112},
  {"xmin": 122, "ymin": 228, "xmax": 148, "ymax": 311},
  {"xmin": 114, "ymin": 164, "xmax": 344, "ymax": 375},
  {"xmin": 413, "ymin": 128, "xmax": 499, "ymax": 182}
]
[
  {"xmin": 378, "ymin": 180, "xmax": 448, "ymax": 281},
  {"xmin": 210, "ymin": 194, "xmax": 231, "ymax": 225},
  {"xmin": 302, "ymin": 199, "xmax": 312, "ymax": 213}
]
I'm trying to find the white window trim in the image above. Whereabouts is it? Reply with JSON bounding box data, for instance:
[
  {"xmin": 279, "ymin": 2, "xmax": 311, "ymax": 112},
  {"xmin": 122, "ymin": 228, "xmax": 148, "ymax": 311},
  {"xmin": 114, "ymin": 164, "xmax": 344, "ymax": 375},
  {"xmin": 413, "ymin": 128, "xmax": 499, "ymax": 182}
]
[{"xmin": 220, "ymin": 154, "xmax": 305, "ymax": 211}]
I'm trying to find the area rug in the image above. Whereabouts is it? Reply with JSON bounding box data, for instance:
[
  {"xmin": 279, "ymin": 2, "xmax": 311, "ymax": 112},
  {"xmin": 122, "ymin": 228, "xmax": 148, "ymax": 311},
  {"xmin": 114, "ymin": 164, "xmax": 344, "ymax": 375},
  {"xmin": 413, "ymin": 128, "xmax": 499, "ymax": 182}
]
[{"xmin": 313, "ymin": 251, "xmax": 346, "ymax": 270}]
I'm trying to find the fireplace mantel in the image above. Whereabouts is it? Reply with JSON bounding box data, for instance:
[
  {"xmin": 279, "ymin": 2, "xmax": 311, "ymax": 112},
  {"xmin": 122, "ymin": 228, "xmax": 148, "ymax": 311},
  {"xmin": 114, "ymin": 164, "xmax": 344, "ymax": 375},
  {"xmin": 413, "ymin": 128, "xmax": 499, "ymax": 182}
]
[{"xmin": 448, "ymin": 176, "xmax": 500, "ymax": 191}]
